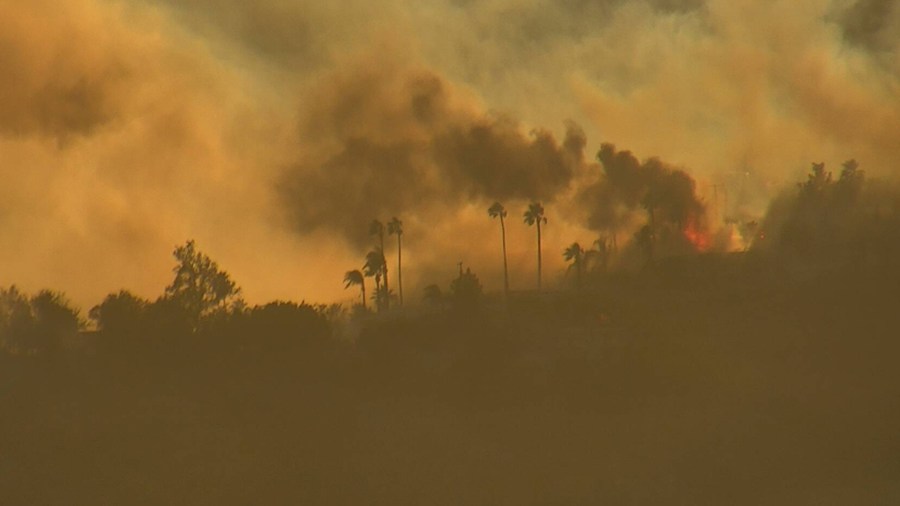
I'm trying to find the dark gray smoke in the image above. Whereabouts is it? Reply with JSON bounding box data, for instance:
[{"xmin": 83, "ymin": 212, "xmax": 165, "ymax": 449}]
[
  {"xmin": 576, "ymin": 143, "xmax": 706, "ymax": 237},
  {"xmin": 839, "ymin": 0, "xmax": 897, "ymax": 52},
  {"xmin": 280, "ymin": 66, "xmax": 586, "ymax": 247}
]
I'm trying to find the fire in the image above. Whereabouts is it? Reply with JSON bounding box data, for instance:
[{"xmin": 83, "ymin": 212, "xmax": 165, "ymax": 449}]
[{"xmin": 683, "ymin": 217, "xmax": 711, "ymax": 252}]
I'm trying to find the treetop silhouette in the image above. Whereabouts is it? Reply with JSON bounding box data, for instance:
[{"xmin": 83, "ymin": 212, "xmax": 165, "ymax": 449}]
[{"xmin": 524, "ymin": 202, "xmax": 547, "ymax": 291}]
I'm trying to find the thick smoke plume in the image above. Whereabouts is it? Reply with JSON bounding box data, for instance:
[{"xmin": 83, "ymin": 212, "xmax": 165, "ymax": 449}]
[
  {"xmin": 575, "ymin": 144, "xmax": 708, "ymax": 255},
  {"xmin": 280, "ymin": 61, "xmax": 586, "ymax": 247},
  {"xmin": 2, "ymin": 0, "xmax": 900, "ymax": 306}
]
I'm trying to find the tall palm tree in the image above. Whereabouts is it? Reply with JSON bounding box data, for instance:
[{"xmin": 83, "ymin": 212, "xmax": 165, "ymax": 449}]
[
  {"xmin": 387, "ymin": 217, "xmax": 403, "ymax": 306},
  {"xmin": 343, "ymin": 269, "xmax": 366, "ymax": 309},
  {"xmin": 364, "ymin": 249, "xmax": 387, "ymax": 311},
  {"xmin": 488, "ymin": 202, "xmax": 510, "ymax": 297},
  {"xmin": 563, "ymin": 242, "xmax": 585, "ymax": 289},
  {"xmin": 369, "ymin": 220, "xmax": 389, "ymax": 308},
  {"xmin": 523, "ymin": 202, "xmax": 547, "ymax": 291}
]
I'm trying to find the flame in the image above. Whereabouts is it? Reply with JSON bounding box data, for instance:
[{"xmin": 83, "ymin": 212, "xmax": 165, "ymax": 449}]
[{"xmin": 683, "ymin": 217, "xmax": 711, "ymax": 252}]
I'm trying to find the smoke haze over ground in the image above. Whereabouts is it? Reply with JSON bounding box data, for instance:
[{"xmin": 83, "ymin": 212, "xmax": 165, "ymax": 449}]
[
  {"xmin": 4, "ymin": 3, "xmax": 900, "ymax": 504},
  {"xmin": 1, "ymin": 0, "xmax": 899, "ymax": 307}
]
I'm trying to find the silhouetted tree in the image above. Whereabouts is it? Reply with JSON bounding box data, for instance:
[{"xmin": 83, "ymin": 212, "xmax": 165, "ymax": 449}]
[
  {"xmin": 524, "ymin": 202, "xmax": 547, "ymax": 291},
  {"xmin": 800, "ymin": 162, "xmax": 832, "ymax": 195},
  {"xmin": 373, "ymin": 284, "xmax": 395, "ymax": 309},
  {"xmin": 89, "ymin": 290, "xmax": 149, "ymax": 337},
  {"xmin": 0, "ymin": 286, "xmax": 32, "ymax": 354},
  {"xmin": 488, "ymin": 202, "xmax": 510, "ymax": 297},
  {"xmin": 370, "ymin": 220, "xmax": 389, "ymax": 308},
  {"xmin": 563, "ymin": 242, "xmax": 586, "ymax": 289},
  {"xmin": 449, "ymin": 267, "xmax": 483, "ymax": 313},
  {"xmin": 241, "ymin": 301, "xmax": 331, "ymax": 352},
  {"xmin": 836, "ymin": 159, "xmax": 864, "ymax": 203},
  {"xmin": 343, "ymin": 270, "xmax": 366, "ymax": 310},
  {"xmin": 388, "ymin": 217, "xmax": 404, "ymax": 305},
  {"xmin": 164, "ymin": 240, "xmax": 242, "ymax": 331},
  {"xmin": 766, "ymin": 159, "xmax": 875, "ymax": 259},
  {"xmin": 0, "ymin": 286, "xmax": 80, "ymax": 355},
  {"xmin": 364, "ymin": 249, "xmax": 388, "ymax": 311}
]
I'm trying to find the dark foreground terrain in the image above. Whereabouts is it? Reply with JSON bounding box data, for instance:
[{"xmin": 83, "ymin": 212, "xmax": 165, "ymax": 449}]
[{"xmin": 2, "ymin": 255, "xmax": 899, "ymax": 505}]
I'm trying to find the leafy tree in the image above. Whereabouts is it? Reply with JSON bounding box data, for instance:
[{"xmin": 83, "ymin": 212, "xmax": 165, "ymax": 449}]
[
  {"xmin": 343, "ymin": 270, "xmax": 367, "ymax": 310},
  {"xmin": 0, "ymin": 286, "xmax": 80, "ymax": 355},
  {"xmin": 89, "ymin": 290, "xmax": 149, "ymax": 336},
  {"xmin": 241, "ymin": 301, "xmax": 331, "ymax": 352},
  {"xmin": 164, "ymin": 240, "xmax": 242, "ymax": 330},
  {"xmin": 836, "ymin": 158, "xmax": 864, "ymax": 203},
  {"xmin": 449, "ymin": 267, "xmax": 483, "ymax": 312},
  {"xmin": 800, "ymin": 162, "xmax": 832, "ymax": 195},
  {"xmin": 488, "ymin": 202, "xmax": 510, "ymax": 297},
  {"xmin": 0, "ymin": 286, "xmax": 32, "ymax": 354},
  {"xmin": 387, "ymin": 217, "xmax": 404, "ymax": 305},
  {"xmin": 770, "ymin": 160, "xmax": 872, "ymax": 257},
  {"xmin": 523, "ymin": 202, "xmax": 547, "ymax": 291}
]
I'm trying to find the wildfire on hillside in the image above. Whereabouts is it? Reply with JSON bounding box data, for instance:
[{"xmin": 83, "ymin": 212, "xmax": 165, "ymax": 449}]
[{"xmin": 683, "ymin": 217, "xmax": 711, "ymax": 253}]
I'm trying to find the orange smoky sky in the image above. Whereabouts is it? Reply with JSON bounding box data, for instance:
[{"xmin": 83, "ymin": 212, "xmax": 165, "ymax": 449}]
[{"xmin": 1, "ymin": 0, "xmax": 898, "ymax": 309}]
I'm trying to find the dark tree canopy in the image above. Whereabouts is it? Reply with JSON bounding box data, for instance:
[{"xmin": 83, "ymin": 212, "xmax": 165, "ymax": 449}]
[
  {"xmin": 0, "ymin": 286, "xmax": 80, "ymax": 355},
  {"xmin": 164, "ymin": 240, "xmax": 242, "ymax": 329}
]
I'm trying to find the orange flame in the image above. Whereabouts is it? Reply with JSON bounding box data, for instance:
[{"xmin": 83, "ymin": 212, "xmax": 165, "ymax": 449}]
[{"xmin": 683, "ymin": 217, "xmax": 711, "ymax": 252}]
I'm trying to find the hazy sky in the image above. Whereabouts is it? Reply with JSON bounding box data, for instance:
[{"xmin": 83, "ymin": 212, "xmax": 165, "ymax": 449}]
[{"xmin": 1, "ymin": 0, "xmax": 898, "ymax": 308}]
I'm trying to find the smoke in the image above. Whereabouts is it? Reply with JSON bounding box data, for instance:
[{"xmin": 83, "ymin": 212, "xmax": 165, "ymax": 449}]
[
  {"xmin": 574, "ymin": 144, "xmax": 708, "ymax": 256},
  {"xmin": 839, "ymin": 0, "xmax": 900, "ymax": 54},
  {"xmin": 0, "ymin": 0, "xmax": 304, "ymax": 307},
  {"xmin": 2, "ymin": 0, "xmax": 900, "ymax": 307},
  {"xmin": 0, "ymin": 1, "xmax": 128, "ymax": 141},
  {"xmin": 280, "ymin": 57, "xmax": 587, "ymax": 247}
]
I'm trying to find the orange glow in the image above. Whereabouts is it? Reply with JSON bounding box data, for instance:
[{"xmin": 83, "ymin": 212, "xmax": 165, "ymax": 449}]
[{"xmin": 683, "ymin": 217, "xmax": 711, "ymax": 252}]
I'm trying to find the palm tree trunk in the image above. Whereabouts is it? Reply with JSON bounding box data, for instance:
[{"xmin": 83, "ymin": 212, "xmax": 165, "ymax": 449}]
[
  {"xmin": 500, "ymin": 215, "xmax": 509, "ymax": 297},
  {"xmin": 374, "ymin": 274, "xmax": 382, "ymax": 311},
  {"xmin": 397, "ymin": 235, "xmax": 403, "ymax": 306},
  {"xmin": 380, "ymin": 237, "xmax": 389, "ymax": 309},
  {"xmin": 648, "ymin": 207, "xmax": 656, "ymax": 265},
  {"xmin": 536, "ymin": 221, "xmax": 543, "ymax": 291},
  {"xmin": 361, "ymin": 280, "xmax": 367, "ymax": 309}
]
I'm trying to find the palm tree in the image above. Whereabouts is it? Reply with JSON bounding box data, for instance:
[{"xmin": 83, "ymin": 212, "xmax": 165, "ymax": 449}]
[
  {"xmin": 343, "ymin": 269, "xmax": 366, "ymax": 309},
  {"xmin": 523, "ymin": 202, "xmax": 547, "ymax": 291},
  {"xmin": 488, "ymin": 202, "xmax": 510, "ymax": 297},
  {"xmin": 364, "ymin": 249, "xmax": 387, "ymax": 311},
  {"xmin": 369, "ymin": 220, "xmax": 388, "ymax": 308},
  {"xmin": 387, "ymin": 217, "xmax": 403, "ymax": 306},
  {"xmin": 563, "ymin": 242, "xmax": 585, "ymax": 289}
]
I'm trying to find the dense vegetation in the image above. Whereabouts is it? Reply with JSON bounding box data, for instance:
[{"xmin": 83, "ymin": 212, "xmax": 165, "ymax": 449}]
[{"xmin": 2, "ymin": 162, "xmax": 899, "ymax": 505}]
